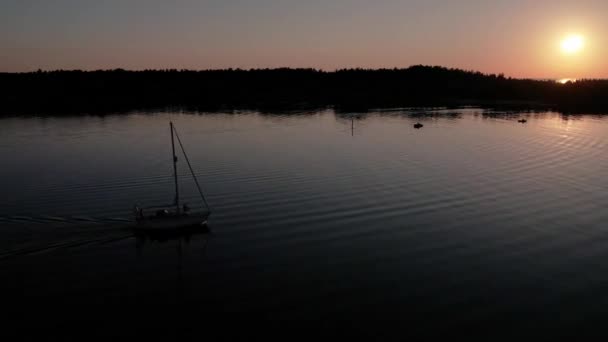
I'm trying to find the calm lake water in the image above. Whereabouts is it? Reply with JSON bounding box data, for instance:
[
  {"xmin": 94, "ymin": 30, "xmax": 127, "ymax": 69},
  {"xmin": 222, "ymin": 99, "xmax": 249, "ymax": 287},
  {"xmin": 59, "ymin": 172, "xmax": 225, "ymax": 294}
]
[{"xmin": 3, "ymin": 108, "xmax": 608, "ymax": 338}]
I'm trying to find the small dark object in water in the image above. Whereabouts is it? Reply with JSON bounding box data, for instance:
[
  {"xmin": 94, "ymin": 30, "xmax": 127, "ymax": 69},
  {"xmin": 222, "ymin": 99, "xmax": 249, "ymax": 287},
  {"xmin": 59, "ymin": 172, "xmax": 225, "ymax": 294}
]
[
  {"xmin": 518, "ymin": 119, "xmax": 527, "ymax": 123},
  {"xmin": 414, "ymin": 123, "xmax": 424, "ymax": 129}
]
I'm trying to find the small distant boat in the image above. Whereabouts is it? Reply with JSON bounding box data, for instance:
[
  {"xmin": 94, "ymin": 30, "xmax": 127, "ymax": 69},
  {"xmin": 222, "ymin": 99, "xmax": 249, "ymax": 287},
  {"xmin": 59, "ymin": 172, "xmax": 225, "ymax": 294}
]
[
  {"xmin": 518, "ymin": 119, "xmax": 527, "ymax": 123},
  {"xmin": 414, "ymin": 123, "xmax": 424, "ymax": 129},
  {"xmin": 133, "ymin": 122, "xmax": 211, "ymax": 231}
]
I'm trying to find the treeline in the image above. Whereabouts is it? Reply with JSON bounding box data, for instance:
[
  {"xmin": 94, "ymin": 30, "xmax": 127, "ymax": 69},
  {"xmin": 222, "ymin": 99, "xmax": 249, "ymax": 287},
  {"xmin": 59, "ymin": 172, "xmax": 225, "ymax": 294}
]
[{"xmin": 1, "ymin": 65, "xmax": 607, "ymax": 115}]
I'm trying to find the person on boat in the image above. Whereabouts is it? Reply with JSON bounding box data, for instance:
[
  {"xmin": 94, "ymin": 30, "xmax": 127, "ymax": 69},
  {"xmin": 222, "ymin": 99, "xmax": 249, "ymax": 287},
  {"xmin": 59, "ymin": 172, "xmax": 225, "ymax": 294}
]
[{"xmin": 133, "ymin": 205, "xmax": 144, "ymax": 221}]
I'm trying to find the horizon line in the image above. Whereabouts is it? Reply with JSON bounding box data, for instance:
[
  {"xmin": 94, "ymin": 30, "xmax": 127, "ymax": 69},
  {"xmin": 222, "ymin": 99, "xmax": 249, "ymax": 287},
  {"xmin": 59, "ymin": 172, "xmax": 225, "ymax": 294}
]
[{"xmin": 1, "ymin": 65, "xmax": 605, "ymax": 81}]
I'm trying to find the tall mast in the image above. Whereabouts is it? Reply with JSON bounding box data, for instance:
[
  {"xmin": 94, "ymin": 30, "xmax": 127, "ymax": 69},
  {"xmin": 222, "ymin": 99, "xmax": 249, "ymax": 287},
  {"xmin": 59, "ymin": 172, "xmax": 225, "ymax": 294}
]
[
  {"xmin": 173, "ymin": 125, "xmax": 211, "ymax": 214},
  {"xmin": 170, "ymin": 122, "xmax": 180, "ymax": 215}
]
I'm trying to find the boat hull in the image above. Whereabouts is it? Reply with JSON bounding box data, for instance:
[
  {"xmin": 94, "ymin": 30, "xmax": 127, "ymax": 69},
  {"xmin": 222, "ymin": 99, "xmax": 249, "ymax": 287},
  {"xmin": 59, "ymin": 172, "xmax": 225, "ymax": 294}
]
[{"xmin": 133, "ymin": 214, "xmax": 209, "ymax": 231}]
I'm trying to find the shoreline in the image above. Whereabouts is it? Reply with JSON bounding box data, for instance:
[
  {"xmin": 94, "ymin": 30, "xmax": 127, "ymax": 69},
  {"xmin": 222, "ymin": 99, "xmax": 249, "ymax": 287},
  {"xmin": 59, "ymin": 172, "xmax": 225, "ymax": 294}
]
[
  {"xmin": 2, "ymin": 66, "xmax": 608, "ymax": 115},
  {"xmin": 2, "ymin": 101, "xmax": 606, "ymax": 117}
]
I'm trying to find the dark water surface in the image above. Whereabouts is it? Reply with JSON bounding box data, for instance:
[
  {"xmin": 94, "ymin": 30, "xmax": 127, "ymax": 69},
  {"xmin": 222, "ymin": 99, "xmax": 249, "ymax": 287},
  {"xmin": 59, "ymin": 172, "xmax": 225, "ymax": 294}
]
[{"xmin": 3, "ymin": 109, "xmax": 608, "ymax": 338}]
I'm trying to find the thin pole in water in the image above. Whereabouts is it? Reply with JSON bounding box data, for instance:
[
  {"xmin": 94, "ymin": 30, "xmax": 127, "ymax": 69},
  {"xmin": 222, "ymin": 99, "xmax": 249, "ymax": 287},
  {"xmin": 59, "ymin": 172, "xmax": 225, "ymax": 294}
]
[{"xmin": 170, "ymin": 122, "xmax": 180, "ymax": 215}]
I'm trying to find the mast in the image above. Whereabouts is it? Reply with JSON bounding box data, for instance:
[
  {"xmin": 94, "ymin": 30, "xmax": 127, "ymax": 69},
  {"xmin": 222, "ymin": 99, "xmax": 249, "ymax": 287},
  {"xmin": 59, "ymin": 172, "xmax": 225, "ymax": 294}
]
[
  {"xmin": 170, "ymin": 122, "xmax": 180, "ymax": 215},
  {"xmin": 172, "ymin": 123, "xmax": 211, "ymax": 215}
]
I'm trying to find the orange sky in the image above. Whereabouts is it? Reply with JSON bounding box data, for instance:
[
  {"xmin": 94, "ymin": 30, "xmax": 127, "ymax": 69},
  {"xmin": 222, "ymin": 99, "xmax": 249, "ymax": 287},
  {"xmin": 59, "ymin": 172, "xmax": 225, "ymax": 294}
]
[{"xmin": 2, "ymin": 0, "xmax": 607, "ymax": 78}]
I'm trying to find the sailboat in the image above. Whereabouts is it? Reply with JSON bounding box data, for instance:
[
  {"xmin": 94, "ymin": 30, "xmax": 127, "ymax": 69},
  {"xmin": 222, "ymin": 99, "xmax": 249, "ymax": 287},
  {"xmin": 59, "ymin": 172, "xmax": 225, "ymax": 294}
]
[{"xmin": 132, "ymin": 122, "xmax": 211, "ymax": 231}]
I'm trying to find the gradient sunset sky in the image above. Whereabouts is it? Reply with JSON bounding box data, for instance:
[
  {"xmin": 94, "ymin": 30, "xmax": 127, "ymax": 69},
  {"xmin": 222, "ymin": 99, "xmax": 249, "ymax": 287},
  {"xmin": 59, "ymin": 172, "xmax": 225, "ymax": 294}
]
[{"xmin": 2, "ymin": 0, "xmax": 607, "ymax": 78}]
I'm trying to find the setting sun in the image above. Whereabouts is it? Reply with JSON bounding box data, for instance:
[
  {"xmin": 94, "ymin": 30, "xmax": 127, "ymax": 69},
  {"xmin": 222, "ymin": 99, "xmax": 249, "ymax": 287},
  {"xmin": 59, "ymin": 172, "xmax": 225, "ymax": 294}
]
[{"xmin": 561, "ymin": 35, "xmax": 585, "ymax": 54}]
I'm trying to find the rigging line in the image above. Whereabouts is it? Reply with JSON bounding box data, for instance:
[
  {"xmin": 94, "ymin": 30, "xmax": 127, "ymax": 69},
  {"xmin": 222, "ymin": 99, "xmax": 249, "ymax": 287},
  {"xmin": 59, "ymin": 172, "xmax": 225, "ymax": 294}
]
[{"xmin": 172, "ymin": 125, "xmax": 212, "ymax": 214}]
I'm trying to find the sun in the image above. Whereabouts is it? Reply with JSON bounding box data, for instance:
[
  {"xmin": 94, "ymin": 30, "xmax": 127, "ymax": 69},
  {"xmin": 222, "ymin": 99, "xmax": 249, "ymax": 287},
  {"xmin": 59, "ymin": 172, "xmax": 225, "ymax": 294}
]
[{"xmin": 561, "ymin": 35, "xmax": 584, "ymax": 55}]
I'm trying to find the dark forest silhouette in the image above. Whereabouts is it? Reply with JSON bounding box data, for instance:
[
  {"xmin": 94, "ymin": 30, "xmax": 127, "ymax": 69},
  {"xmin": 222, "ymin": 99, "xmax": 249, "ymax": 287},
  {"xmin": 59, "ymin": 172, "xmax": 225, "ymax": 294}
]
[{"xmin": 2, "ymin": 65, "xmax": 607, "ymax": 115}]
